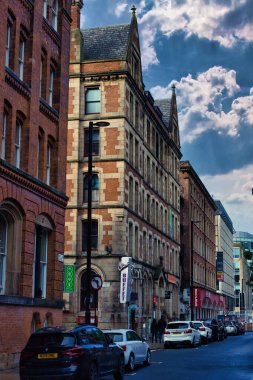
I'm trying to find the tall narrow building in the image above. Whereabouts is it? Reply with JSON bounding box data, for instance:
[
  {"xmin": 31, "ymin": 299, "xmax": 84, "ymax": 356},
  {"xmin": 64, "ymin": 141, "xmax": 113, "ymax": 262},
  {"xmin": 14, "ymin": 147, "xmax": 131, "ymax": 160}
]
[
  {"xmin": 65, "ymin": 4, "xmax": 182, "ymax": 330},
  {"xmin": 0, "ymin": 0, "xmax": 71, "ymax": 368},
  {"xmin": 180, "ymin": 161, "xmax": 218, "ymax": 320}
]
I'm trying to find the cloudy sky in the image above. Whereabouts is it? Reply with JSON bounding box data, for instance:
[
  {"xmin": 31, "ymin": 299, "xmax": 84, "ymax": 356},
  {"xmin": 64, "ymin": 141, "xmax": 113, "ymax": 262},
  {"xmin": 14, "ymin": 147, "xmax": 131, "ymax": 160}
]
[{"xmin": 81, "ymin": 0, "xmax": 253, "ymax": 233}]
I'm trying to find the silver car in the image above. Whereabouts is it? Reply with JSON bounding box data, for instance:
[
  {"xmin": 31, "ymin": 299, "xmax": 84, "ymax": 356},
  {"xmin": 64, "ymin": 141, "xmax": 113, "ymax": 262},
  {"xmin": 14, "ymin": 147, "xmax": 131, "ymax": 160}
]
[
  {"xmin": 103, "ymin": 329, "xmax": 151, "ymax": 371},
  {"xmin": 164, "ymin": 321, "xmax": 201, "ymax": 348}
]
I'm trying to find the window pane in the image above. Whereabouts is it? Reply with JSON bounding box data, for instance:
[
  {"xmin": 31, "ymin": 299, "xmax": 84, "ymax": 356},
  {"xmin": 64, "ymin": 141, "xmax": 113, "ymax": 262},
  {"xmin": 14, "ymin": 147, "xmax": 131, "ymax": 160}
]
[
  {"xmin": 86, "ymin": 89, "xmax": 100, "ymax": 102},
  {"xmin": 84, "ymin": 130, "xmax": 100, "ymax": 156},
  {"xmin": 86, "ymin": 102, "xmax": 100, "ymax": 114},
  {"xmin": 1, "ymin": 113, "xmax": 7, "ymax": 160},
  {"xmin": 82, "ymin": 220, "xmax": 98, "ymax": 250}
]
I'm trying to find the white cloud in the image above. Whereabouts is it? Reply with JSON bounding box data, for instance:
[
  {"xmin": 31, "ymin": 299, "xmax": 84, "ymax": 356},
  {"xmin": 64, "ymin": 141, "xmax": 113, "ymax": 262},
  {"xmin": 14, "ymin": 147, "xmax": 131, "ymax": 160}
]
[
  {"xmin": 201, "ymin": 165, "xmax": 253, "ymax": 232},
  {"xmin": 151, "ymin": 66, "xmax": 253, "ymax": 143},
  {"xmin": 137, "ymin": 0, "xmax": 253, "ymax": 68},
  {"xmin": 139, "ymin": 0, "xmax": 253, "ymax": 47},
  {"xmin": 114, "ymin": 2, "xmax": 128, "ymax": 17},
  {"xmin": 140, "ymin": 25, "xmax": 160, "ymax": 69}
]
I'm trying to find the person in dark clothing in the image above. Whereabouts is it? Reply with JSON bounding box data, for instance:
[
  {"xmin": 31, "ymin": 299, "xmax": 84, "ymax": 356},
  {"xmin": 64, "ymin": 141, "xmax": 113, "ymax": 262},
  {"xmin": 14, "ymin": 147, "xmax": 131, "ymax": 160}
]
[
  {"xmin": 151, "ymin": 318, "xmax": 158, "ymax": 343},
  {"xmin": 157, "ymin": 315, "xmax": 167, "ymax": 343}
]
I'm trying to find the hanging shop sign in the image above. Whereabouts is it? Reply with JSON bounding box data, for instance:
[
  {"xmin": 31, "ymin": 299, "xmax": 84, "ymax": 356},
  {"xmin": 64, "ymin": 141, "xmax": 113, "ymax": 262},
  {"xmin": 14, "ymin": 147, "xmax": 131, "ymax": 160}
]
[
  {"xmin": 64, "ymin": 264, "xmax": 75, "ymax": 293},
  {"xmin": 119, "ymin": 257, "xmax": 132, "ymax": 303}
]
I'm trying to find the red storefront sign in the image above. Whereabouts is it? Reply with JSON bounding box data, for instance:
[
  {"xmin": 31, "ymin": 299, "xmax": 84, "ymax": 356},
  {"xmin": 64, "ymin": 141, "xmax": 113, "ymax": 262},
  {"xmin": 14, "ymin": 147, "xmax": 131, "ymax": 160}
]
[{"xmin": 193, "ymin": 288, "xmax": 225, "ymax": 309}]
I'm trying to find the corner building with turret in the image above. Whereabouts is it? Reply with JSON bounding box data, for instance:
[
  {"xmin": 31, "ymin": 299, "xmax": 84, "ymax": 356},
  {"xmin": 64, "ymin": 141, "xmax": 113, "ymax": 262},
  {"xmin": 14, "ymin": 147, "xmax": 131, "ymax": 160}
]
[{"xmin": 65, "ymin": 3, "xmax": 182, "ymax": 331}]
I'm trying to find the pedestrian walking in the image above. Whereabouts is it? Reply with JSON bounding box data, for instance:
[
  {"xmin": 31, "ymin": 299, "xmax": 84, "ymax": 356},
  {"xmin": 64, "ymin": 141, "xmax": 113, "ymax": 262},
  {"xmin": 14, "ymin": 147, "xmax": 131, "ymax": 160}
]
[
  {"xmin": 151, "ymin": 318, "xmax": 158, "ymax": 343},
  {"xmin": 157, "ymin": 315, "xmax": 167, "ymax": 343}
]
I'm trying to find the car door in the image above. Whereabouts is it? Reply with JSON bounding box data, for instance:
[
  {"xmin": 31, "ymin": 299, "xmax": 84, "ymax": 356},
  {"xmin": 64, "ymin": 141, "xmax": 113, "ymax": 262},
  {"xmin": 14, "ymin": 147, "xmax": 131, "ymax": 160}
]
[
  {"xmin": 190, "ymin": 322, "xmax": 199, "ymax": 343},
  {"xmin": 127, "ymin": 331, "xmax": 143, "ymax": 363},
  {"xmin": 92, "ymin": 328, "xmax": 116, "ymax": 375}
]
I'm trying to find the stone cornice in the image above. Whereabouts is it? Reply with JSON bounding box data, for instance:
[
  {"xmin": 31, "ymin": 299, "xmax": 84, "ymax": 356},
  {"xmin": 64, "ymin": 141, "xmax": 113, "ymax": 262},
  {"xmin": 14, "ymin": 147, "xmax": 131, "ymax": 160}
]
[
  {"xmin": 39, "ymin": 98, "xmax": 59, "ymax": 124},
  {"xmin": 5, "ymin": 67, "xmax": 31, "ymax": 100},
  {"xmin": 0, "ymin": 160, "xmax": 68, "ymax": 208},
  {"xmin": 42, "ymin": 18, "xmax": 61, "ymax": 48},
  {"xmin": 19, "ymin": 0, "xmax": 33, "ymax": 13}
]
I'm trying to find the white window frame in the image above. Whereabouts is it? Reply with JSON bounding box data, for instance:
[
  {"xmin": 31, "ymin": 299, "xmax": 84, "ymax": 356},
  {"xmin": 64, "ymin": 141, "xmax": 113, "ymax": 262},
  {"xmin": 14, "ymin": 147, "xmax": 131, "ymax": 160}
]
[
  {"xmin": 0, "ymin": 214, "xmax": 7, "ymax": 295},
  {"xmin": 37, "ymin": 135, "xmax": 41, "ymax": 178},
  {"xmin": 51, "ymin": 0, "xmax": 58, "ymax": 31},
  {"xmin": 1, "ymin": 113, "xmax": 7, "ymax": 160},
  {"xmin": 49, "ymin": 68, "xmax": 54, "ymax": 106},
  {"xmin": 18, "ymin": 36, "xmax": 25, "ymax": 81},
  {"xmin": 40, "ymin": 228, "xmax": 48, "ymax": 298},
  {"xmin": 46, "ymin": 143, "xmax": 51, "ymax": 185},
  {"xmin": 5, "ymin": 23, "xmax": 11, "ymax": 67},
  {"xmin": 14, "ymin": 120, "xmax": 22, "ymax": 168},
  {"xmin": 43, "ymin": 0, "xmax": 47, "ymax": 18}
]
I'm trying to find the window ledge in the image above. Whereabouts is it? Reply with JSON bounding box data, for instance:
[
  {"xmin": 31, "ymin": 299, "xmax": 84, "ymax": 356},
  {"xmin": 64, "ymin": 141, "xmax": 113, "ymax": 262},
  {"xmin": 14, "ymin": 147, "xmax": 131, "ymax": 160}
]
[
  {"xmin": 0, "ymin": 294, "xmax": 64, "ymax": 309},
  {"xmin": 42, "ymin": 18, "xmax": 60, "ymax": 47},
  {"xmin": 5, "ymin": 67, "xmax": 31, "ymax": 100},
  {"xmin": 39, "ymin": 98, "xmax": 59, "ymax": 124}
]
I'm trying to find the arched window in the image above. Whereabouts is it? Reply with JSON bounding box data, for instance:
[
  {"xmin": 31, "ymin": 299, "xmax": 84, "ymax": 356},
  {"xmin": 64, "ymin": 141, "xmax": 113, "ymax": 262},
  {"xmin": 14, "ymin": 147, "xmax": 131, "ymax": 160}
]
[
  {"xmin": 83, "ymin": 174, "xmax": 99, "ymax": 203},
  {"xmin": 80, "ymin": 270, "xmax": 98, "ymax": 311},
  {"xmin": 0, "ymin": 214, "xmax": 7, "ymax": 294}
]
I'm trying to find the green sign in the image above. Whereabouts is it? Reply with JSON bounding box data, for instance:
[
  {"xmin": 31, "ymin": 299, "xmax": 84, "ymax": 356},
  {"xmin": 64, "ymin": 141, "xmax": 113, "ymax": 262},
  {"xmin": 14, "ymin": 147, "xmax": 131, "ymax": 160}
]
[{"xmin": 64, "ymin": 265, "xmax": 75, "ymax": 293}]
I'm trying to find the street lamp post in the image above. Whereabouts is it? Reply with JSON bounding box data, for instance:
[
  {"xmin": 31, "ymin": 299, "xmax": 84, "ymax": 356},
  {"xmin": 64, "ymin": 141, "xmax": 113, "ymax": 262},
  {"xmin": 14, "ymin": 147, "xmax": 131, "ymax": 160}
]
[
  {"xmin": 85, "ymin": 120, "xmax": 110, "ymax": 325},
  {"xmin": 190, "ymin": 220, "xmax": 201, "ymax": 321}
]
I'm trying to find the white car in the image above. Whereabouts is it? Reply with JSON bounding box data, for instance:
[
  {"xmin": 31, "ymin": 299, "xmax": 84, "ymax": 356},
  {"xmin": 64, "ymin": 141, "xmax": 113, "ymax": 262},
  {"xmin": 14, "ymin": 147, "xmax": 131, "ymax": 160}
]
[
  {"xmin": 224, "ymin": 321, "xmax": 237, "ymax": 335},
  {"xmin": 192, "ymin": 321, "xmax": 213, "ymax": 343},
  {"xmin": 103, "ymin": 329, "xmax": 151, "ymax": 371},
  {"xmin": 164, "ymin": 321, "xmax": 201, "ymax": 348}
]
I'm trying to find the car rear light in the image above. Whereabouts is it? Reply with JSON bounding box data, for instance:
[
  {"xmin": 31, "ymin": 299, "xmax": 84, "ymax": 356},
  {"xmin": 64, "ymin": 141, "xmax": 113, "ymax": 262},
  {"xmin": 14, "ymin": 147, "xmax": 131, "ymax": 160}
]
[
  {"xmin": 164, "ymin": 330, "xmax": 170, "ymax": 334},
  {"xmin": 198, "ymin": 327, "xmax": 206, "ymax": 331},
  {"xmin": 184, "ymin": 329, "xmax": 192, "ymax": 334},
  {"xmin": 62, "ymin": 347, "xmax": 85, "ymax": 357},
  {"xmin": 119, "ymin": 344, "xmax": 127, "ymax": 351}
]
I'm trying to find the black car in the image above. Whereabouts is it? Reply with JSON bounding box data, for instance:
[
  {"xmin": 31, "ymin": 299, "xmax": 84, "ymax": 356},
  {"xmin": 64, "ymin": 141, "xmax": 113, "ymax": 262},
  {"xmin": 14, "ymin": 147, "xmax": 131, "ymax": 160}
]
[
  {"xmin": 20, "ymin": 325, "xmax": 125, "ymax": 380},
  {"xmin": 204, "ymin": 319, "xmax": 225, "ymax": 341}
]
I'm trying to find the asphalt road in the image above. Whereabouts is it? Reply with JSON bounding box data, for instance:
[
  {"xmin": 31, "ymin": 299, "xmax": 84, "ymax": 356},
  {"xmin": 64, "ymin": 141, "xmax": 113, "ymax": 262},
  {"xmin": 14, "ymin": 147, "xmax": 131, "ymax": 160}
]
[
  {"xmin": 128, "ymin": 332, "xmax": 253, "ymax": 380},
  {"xmin": 1, "ymin": 333, "xmax": 253, "ymax": 380}
]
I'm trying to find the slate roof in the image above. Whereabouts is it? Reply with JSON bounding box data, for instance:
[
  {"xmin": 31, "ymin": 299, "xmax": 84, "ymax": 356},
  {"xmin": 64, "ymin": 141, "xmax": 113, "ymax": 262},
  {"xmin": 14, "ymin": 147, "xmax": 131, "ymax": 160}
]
[
  {"xmin": 81, "ymin": 24, "xmax": 131, "ymax": 61},
  {"xmin": 154, "ymin": 99, "xmax": 172, "ymax": 128}
]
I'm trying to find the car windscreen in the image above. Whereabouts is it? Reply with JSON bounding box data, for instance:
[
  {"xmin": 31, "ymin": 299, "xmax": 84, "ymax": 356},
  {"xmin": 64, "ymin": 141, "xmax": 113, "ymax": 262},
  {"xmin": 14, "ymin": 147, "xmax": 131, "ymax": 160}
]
[
  {"xmin": 26, "ymin": 333, "xmax": 76, "ymax": 348},
  {"xmin": 193, "ymin": 323, "xmax": 202, "ymax": 328},
  {"xmin": 167, "ymin": 323, "xmax": 189, "ymax": 330},
  {"xmin": 105, "ymin": 333, "xmax": 124, "ymax": 343}
]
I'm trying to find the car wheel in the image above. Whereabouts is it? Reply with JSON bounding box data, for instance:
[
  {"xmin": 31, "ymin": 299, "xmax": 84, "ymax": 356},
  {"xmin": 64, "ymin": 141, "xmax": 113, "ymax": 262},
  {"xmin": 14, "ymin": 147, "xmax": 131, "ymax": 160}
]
[
  {"xmin": 114, "ymin": 355, "xmax": 125, "ymax": 380},
  {"xmin": 144, "ymin": 349, "xmax": 151, "ymax": 366},
  {"xmin": 128, "ymin": 353, "xmax": 135, "ymax": 371},
  {"xmin": 87, "ymin": 361, "xmax": 99, "ymax": 380}
]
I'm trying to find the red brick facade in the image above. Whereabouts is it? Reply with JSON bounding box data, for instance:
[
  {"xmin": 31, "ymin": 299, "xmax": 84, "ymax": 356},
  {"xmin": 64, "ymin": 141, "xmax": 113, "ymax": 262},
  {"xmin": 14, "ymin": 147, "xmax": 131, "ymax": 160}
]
[{"xmin": 0, "ymin": 0, "xmax": 71, "ymax": 369}]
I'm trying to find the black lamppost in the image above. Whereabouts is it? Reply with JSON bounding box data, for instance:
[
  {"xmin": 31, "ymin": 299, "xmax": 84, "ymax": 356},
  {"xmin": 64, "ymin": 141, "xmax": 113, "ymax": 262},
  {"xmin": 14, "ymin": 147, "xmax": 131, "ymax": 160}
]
[
  {"xmin": 190, "ymin": 220, "xmax": 201, "ymax": 321},
  {"xmin": 85, "ymin": 120, "xmax": 110, "ymax": 325}
]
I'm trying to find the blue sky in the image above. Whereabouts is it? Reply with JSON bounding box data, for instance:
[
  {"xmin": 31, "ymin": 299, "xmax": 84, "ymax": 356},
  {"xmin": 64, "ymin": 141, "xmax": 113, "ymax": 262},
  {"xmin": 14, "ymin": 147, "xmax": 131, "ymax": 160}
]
[{"xmin": 81, "ymin": 0, "xmax": 253, "ymax": 233}]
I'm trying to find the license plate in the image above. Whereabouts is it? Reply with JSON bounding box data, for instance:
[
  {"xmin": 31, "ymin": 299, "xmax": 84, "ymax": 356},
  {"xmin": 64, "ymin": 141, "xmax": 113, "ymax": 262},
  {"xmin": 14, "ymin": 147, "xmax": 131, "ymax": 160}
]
[
  {"xmin": 173, "ymin": 332, "xmax": 181, "ymax": 334},
  {"xmin": 38, "ymin": 353, "xmax": 58, "ymax": 359}
]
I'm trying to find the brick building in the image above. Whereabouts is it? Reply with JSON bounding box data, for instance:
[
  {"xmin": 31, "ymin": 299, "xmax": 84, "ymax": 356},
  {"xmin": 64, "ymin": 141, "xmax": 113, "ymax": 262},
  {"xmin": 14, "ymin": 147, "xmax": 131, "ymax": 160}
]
[
  {"xmin": 64, "ymin": 3, "xmax": 182, "ymax": 331},
  {"xmin": 0, "ymin": 0, "xmax": 71, "ymax": 368},
  {"xmin": 179, "ymin": 161, "xmax": 220, "ymax": 320}
]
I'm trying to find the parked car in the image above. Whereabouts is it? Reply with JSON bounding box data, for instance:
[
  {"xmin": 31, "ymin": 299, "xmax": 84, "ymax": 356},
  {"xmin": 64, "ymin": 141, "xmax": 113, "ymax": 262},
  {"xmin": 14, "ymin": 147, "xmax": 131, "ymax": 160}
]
[
  {"xmin": 102, "ymin": 329, "xmax": 150, "ymax": 371},
  {"xmin": 192, "ymin": 321, "xmax": 212, "ymax": 343},
  {"xmin": 163, "ymin": 321, "xmax": 201, "ymax": 348},
  {"xmin": 224, "ymin": 321, "xmax": 237, "ymax": 335},
  {"xmin": 204, "ymin": 319, "xmax": 225, "ymax": 341},
  {"xmin": 20, "ymin": 325, "xmax": 125, "ymax": 380}
]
